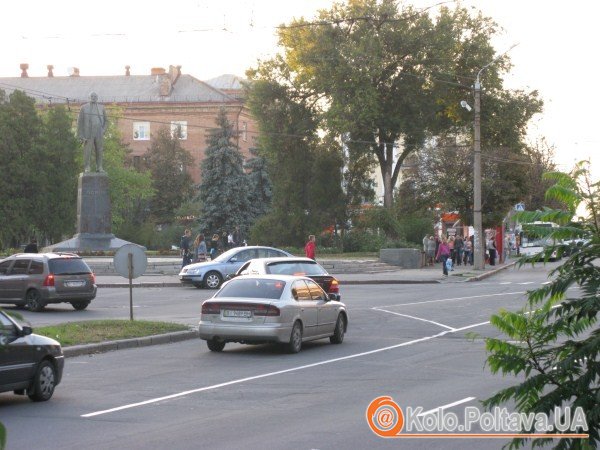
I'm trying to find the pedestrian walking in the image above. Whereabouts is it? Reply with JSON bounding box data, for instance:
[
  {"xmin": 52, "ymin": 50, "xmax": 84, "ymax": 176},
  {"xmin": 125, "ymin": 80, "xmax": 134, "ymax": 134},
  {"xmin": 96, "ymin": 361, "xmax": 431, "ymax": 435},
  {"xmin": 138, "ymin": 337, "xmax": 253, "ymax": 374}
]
[
  {"xmin": 180, "ymin": 229, "xmax": 193, "ymax": 268},
  {"xmin": 487, "ymin": 236, "xmax": 497, "ymax": 266},
  {"xmin": 426, "ymin": 236, "xmax": 436, "ymax": 266},
  {"xmin": 193, "ymin": 234, "xmax": 207, "ymax": 262},
  {"xmin": 305, "ymin": 234, "xmax": 316, "ymax": 260},
  {"xmin": 436, "ymin": 237, "xmax": 451, "ymax": 276}
]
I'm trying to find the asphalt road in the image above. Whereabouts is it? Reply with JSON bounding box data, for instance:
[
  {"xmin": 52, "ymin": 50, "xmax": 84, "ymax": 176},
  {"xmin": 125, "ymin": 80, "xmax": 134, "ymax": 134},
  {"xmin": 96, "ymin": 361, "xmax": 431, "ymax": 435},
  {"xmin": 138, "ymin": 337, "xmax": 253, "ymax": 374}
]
[{"xmin": 1, "ymin": 262, "xmax": 572, "ymax": 450}]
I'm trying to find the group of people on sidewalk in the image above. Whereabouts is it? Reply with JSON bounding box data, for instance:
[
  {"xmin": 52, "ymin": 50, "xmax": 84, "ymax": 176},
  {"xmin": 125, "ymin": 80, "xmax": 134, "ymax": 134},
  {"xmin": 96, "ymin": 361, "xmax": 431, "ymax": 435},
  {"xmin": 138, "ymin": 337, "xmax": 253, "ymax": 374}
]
[
  {"xmin": 180, "ymin": 226, "xmax": 244, "ymax": 267},
  {"xmin": 424, "ymin": 233, "xmax": 501, "ymax": 277}
]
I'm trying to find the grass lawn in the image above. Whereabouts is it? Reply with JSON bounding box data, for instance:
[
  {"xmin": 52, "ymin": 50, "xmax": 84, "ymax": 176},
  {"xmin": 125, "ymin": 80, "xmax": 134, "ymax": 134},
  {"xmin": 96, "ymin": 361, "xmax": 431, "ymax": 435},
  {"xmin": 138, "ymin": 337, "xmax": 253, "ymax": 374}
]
[{"xmin": 35, "ymin": 320, "xmax": 190, "ymax": 346}]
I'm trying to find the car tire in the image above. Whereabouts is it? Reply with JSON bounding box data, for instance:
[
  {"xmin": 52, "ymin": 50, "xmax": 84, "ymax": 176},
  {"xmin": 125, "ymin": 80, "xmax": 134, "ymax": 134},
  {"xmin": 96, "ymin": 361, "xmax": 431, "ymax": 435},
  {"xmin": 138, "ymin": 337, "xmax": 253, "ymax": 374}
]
[
  {"xmin": 27, "ymin": 360, "xmax": 56, "ymax": 402},
  {"xmin": 287, "ymin": 321, "xmax": 303, "ymax": 354},
  {"xmin": 207, "ymin": 339, "xmax": 226, "ymax": 352},
  {"xmin": 71, "ymin": 301, "xmax": 90, "ymax": 311},
  {"xmin": 204, "ymin": 271, "xmax": 223, "ymax": 289},
  {"xmin": 25, "ymin": 289, "xmax": 45, "ymax": 312},
  {"xmin": 330, "ymin": 314, "xmax": 346, "ymax": 344}
]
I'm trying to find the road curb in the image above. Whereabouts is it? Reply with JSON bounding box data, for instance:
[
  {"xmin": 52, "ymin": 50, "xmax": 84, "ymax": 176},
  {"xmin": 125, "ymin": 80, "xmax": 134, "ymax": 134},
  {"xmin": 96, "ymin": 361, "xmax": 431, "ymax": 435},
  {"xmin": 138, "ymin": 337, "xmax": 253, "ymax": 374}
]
[
  {"xmin": 63, "ymin": 330, "xmax": 199, "ymax": 358},
  {"xmin": 97, "ymin": 282, "xmax": 182, "ymax": 288},
  {"xmin": 465, "ymin": 261, "xmax": 518, "ymax": 282}
]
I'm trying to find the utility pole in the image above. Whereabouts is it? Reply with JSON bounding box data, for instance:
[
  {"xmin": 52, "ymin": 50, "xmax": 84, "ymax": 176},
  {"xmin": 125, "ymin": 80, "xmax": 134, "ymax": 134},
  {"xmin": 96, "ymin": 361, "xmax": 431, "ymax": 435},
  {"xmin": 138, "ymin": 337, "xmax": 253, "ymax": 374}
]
[
  {"xmin": 473, "ymin": 78, "xmax": 484, "ymax": 270},
  {"xmin": 471, "ymin": 43, "xmax": 518, "ymax": 271}
]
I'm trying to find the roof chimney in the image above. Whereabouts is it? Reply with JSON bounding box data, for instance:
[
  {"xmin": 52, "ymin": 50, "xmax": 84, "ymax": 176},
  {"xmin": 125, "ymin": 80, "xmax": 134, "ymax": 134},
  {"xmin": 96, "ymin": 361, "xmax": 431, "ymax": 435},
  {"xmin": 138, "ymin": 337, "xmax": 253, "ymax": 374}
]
[
  {"xmin": 20, "ymin": 63, "xmax": 29, "ymax": 78},
  {"xmin": 47, "ymin": 65, "xmax": 54, "ymax": 77},
  {"xmin": 169, "ymin": 65, "xmax": 182, "ymax": 85},
  {"xmin": 125, "ymin": 65, "xmax": 131, "ymax": 76},
  {"xmin": 151, "ymin": 67, "xmax": 166, "ymax": 76}
]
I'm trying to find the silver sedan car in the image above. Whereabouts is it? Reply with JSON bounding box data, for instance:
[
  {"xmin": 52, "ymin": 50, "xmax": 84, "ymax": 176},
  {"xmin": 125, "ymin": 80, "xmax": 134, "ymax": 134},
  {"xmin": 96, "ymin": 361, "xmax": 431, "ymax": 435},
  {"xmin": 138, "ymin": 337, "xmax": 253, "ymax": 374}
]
[{"xmin": 198, "ymin": 275, "xmax": 348, "ymax": 353}]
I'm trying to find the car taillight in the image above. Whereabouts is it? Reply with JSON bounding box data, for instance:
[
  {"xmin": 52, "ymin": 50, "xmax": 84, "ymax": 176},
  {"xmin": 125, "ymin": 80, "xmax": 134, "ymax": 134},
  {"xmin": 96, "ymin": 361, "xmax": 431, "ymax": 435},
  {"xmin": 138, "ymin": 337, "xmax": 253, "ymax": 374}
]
[
  {"xmin": 202, "ymin": 302, "xmax": 221, "ymax": 315},
  {"xmin": 43, "ymin": 274, "xmax": 55, "ymax": 287},
  {"xmin": 253, "ymin": 304, "xmax": 280, "ymax": 316},
  {"xmin": 329, "ymin": 278, "xmax": 339, "ymax": 294}
]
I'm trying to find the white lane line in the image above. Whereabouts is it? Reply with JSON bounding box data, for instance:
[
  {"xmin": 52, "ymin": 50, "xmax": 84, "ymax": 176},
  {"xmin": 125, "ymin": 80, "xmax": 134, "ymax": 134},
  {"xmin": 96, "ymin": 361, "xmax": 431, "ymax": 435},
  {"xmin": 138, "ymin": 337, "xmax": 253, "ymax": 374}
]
[
  {"xmin": 372, "ymin": 308, "xmax": 456, "ymax": 331},
  {"xmin": 499, "ymin": 282, "xmax": 512, "ymax": 285},
  {"xmin": 375, "ymin": 291, "xmax": 527, "ymax": 309},
  {"xmin": 418, "ymin": 397, "xmax": 477, "ymax": 417},
  {"xmin": 83, "ymin": 321, "xmax": 495, "ymax": 418},
  {"xmin": 518, "ymin": 282, "xmax": 534, "ymax": 285}
]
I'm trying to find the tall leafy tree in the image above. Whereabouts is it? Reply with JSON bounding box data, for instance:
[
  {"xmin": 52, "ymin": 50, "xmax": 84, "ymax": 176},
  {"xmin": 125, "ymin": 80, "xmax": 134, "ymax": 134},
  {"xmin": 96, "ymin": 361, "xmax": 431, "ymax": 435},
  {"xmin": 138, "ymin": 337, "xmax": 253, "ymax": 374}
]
[
  {"xmin": 198, "ymin": 109, "xmax": 251, "ymax": 235},
  {"xmin": 251, "ymin": 0, "xmax": 541, "ymax": 210},
  {"xmin": 482, "ymin": 161, "xmax": 599, "ymax": 449},
  {"xmin": 0, "ymin": 89, "xmax": 44, "ymax": 248},
  {"xmin": 144, "ymin": 127, "xmax": 194, "ymax": 224}
]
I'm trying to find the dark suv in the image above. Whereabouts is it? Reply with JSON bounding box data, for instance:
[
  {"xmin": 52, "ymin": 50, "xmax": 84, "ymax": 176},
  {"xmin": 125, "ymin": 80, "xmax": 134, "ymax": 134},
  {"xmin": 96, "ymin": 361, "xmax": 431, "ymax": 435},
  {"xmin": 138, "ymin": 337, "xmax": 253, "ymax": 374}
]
[
  {"xmin": 0, "ymin": 309, "xmax": 64, "ymax": 401},
  {"xmin": 0, "ymin": 253, "xmax": 97, "ymax": 311}
]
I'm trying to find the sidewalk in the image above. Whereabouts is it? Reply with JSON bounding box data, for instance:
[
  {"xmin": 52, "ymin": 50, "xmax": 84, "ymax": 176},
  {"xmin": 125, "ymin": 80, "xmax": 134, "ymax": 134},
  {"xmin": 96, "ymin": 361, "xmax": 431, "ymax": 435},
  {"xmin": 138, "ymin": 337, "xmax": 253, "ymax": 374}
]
[{"xmin": 94, "ymin": 260, "xmax": 517, "ymax": 288}]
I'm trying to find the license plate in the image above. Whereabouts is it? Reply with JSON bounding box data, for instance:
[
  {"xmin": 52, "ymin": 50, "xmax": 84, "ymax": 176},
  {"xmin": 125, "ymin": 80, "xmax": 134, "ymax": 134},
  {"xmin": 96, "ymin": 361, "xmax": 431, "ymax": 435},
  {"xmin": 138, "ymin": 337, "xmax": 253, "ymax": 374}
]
[
  {"xmin": 223, "ymin": 309, "xmax": 252, "ymax": 319},
  {"xmin": 65, "ymin": 281, "xmax": 85, "ymax": 287}
]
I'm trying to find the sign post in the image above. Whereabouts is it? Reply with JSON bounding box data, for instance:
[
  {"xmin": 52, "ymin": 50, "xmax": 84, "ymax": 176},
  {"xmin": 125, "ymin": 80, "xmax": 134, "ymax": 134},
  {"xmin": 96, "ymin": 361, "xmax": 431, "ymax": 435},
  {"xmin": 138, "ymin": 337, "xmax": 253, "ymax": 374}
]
[{"xmin": 114, "ymin": 244, "xmax": 147, "ymax": 321}]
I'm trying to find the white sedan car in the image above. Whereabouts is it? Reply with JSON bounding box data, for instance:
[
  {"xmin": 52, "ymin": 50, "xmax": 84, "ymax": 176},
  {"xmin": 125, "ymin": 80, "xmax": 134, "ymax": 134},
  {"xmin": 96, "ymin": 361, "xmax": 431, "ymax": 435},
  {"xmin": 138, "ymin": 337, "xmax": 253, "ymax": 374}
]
[{"xmin": 198, "ymin": 275, "xmax": 348, "ymax": 353}]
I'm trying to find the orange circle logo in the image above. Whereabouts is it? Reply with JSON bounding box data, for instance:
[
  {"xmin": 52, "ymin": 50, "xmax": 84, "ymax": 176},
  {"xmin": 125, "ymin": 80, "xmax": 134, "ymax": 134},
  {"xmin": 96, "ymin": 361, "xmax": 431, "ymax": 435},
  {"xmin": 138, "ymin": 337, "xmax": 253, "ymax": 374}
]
[{"xmin": 366, "ymin": 396, "xmax": 404, "ymax": 437}]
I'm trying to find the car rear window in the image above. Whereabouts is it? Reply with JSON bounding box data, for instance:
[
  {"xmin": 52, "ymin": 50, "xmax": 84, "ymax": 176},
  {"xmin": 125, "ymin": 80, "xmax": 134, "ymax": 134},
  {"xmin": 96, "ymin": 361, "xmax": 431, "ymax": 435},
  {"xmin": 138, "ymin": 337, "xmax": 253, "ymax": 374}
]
[
  {"xmin": 49, "ymin": 258, "xmax": 92, "ymax": 275},
  {"xmin": 266, "ymin": 261, "xmax": 327, "ymax": 276},
  {"xmin": 216, "ymin": 279, "xmax": 286, "ymax": 299}
]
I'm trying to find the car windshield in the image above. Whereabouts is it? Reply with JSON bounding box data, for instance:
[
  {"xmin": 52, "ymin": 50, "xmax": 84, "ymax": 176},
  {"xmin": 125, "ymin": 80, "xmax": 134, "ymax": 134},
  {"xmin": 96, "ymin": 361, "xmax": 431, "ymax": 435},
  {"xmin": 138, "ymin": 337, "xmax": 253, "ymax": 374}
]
[
  {"xmin": 211, "ymin": 247, "xmax": 242, "ymax": 263},
  {"xmin": 266, "ymin": 261, "xmax": 327, "ymax": 276},
  {"xmin": 48, "ymin": 258, "xmax": 91, "ymax": 275},
  {"xmin": 215, "ymin": 278, "xmax": 286, "ymax": 299}
]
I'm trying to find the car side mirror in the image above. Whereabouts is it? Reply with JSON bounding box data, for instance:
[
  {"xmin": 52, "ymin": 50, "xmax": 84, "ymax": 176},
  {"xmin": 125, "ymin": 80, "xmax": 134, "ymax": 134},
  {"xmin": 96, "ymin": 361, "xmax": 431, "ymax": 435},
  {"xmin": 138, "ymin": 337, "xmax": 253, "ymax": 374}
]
[
  {"xmin": 20, "ymin": 326, "xmax": 33, "ymax": 337},
  {"xmin": 328, "ymin": 293, "xmax": 340, "ymax": 302},
  {"xmin": 229, "ymin": 257, "xmax": 238, "ymax": 263}
]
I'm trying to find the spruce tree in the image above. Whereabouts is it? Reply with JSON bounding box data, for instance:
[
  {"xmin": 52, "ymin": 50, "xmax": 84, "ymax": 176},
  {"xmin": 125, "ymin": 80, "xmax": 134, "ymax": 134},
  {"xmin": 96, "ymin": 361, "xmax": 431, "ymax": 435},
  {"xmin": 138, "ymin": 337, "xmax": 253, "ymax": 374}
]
[
  {"xmin": 245, "ymin": 147, "xmax": 272, "ymax": 222},
  {"xmin": 198, "ymin": 109, "xmax": 251, "ymax": 236}
]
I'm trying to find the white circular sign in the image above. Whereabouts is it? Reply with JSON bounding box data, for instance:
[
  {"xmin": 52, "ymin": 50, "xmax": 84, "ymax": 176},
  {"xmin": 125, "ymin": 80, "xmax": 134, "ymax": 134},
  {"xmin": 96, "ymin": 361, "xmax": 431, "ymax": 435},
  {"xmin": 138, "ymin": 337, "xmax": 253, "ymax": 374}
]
[{"xmin": 114, "ymin": 244, "xmax": 147, "ymax": 279}]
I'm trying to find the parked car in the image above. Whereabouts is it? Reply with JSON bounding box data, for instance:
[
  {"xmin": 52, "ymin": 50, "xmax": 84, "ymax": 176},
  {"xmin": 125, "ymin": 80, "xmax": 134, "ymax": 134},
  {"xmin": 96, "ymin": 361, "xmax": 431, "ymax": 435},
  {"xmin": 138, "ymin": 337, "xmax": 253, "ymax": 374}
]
[
  {"xmin": 230, "ymin": 257, "xmax": 341, "ymax": 300},
  {"xmin": 0, "ymin": 309, "xmax": 64, "ymax": 401},
  {"xmin": 198, "ymin": 274, "xmax": 348, "ymax": 353},
  {"xmin": 179, "ymin": 246, "xmax": 292, "ymax": 289},
  {"xmin": 0, "ymin": 253, "xmax": 97, "ymax": 311}
]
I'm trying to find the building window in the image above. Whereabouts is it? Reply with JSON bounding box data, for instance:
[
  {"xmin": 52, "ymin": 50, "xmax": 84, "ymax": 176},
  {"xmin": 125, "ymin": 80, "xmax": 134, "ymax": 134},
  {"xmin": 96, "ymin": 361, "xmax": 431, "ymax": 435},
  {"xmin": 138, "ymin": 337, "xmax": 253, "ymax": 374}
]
[
  {"xmin": 171, "ymin": 121, "xmax": 188, "ymax": 140},
  {"xmin": 133, "ymin": 122, "xmax": 150, "ymax": 140},
  {"xmin": 242, "ymin": 121, "xmax": 247, "ymax": 142}
]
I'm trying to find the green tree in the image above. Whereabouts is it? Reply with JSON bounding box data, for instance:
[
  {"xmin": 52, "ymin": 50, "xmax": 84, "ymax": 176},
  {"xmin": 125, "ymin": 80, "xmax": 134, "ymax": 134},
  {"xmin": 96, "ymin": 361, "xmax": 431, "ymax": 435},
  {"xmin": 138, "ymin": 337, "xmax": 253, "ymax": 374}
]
[
  {"xmin": 144, "ymin": 127, "xmax": 194, "ymax": 224},
  {"xmin": 245, "ymin": 146, "xmax": 272, "ymax": 222},
  {"xmin": 198, "ymin": 109, "xmax": 252, "ymax": 234},
  {"xmin": 36, "ymin": 105, "xmax": 79, "ymax": 242},
  {"xmin": 482, "ymin": 161, "xmax": 599, "ymax": 449},
  {"xmin": 0, "ymin": 89, "xmax": 44, "ymax": 248},
  {"xmin": 102, "ymin": 109, "xmax": 154, "ymax": 234},
  {"xmin": 245, "ymin": 78, "xmax": 318, "ymax": 245},
  {"xmin": 253, "ymin": 0, "xmax": 541, "ymax": 209}
]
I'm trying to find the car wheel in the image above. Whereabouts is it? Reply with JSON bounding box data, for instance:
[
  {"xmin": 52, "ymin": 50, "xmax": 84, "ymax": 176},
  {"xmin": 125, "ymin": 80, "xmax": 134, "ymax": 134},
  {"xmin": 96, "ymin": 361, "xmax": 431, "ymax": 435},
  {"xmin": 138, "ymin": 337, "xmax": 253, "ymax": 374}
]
[
  {"xmin": 204, "ymin": 271, "xmax": 223, "ymax": 289},
  {"xmin": 25, "ymin": 289, "xmax": 45, "ymax": 312},
  {"xmin": 287, "ymin": 321, "xmax": 303, "ymax": 354},
  {"xmin": 71, "ymin": 301, "xmax": 90, "ymax": 311},
  {"xmin": 27, "ymin": 360, "xmax": 56, "ymax": 402},
  {"xmin": 207, "ymin": 339, "xmax": 226, "ymax": 352},
  {"xmin": 330, "ymin": 314, "xmax": 346, "ymax": 344}
]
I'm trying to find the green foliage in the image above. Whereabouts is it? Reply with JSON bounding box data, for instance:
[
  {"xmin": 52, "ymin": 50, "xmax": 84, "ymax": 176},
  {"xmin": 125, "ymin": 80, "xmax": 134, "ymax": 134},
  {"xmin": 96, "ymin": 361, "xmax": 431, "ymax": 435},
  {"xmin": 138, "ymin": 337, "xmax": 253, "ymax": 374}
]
[
  {"xmin": 245, "ymin": 146, "xmax": 272, "ymax": 221},
  {"xmin": 254, "ymin": 0, "xmax": 536, "ymax": 208},
  {"xmin": 117, "ymin": 221, "xmax": 183, "ymax": 251},
  {"xmin": 483, "ymin": 161, "xmax": 599, "ymax": 449},
  {"xmin": 102, "ymin": 109, "xmax": 154, "ymax": 233},
  {"xmin": 198, "ymin": 109, "xmax": 252, "ymax": 235},
  {"xmin": 145, "ymin": 127, "xmax": 194, "ymax": 224}
]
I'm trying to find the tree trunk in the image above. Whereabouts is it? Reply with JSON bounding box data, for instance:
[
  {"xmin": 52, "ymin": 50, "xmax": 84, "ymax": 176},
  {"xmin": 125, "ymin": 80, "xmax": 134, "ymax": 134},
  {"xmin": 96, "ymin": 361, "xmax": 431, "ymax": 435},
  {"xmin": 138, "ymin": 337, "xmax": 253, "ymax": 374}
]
[{"xmin": 382, "ymin": 164, "xmax": 394, "ymax": 208}]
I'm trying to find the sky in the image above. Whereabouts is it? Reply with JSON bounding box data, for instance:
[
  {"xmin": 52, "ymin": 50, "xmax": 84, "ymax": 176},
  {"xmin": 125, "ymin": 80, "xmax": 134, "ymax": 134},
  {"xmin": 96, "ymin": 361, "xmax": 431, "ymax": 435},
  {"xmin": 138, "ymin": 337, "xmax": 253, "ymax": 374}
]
[{"xmin": 1, "ymin": 0, "xmax": 598, "ymax": 185}]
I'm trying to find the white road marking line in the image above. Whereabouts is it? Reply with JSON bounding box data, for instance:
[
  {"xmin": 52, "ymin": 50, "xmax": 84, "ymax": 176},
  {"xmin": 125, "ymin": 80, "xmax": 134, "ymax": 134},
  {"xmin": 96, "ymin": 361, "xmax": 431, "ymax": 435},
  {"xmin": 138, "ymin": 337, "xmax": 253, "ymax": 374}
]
[
  {"xmin": 82, "ymin": 321, "xmax": 495, "ymax": 418},
  {"xmin": 518, "ymin": 282, "xmax": 534, "ymax": 285},
  {"xmin": 499, "ymin": 282, "xmax": 512, "ymax": 285},
  {"xmin": 372, "ymin": 308, "xmax": 456, "ymax": 331},
  {"xmin": 417, "ymin": 397, "xmax": 477, "ymax": 417},
  {"xmin": 375, "ymin": 291, "xmax": 527, "ymax": 309}
]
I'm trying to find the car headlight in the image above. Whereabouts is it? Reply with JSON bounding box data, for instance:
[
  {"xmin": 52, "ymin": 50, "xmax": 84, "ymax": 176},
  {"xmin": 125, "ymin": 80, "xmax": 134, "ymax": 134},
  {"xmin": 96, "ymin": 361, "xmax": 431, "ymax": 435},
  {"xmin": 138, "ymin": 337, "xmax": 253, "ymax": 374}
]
[{"xmin": 187, "ymin": 268, "xmax": 202, "ymax": 275}]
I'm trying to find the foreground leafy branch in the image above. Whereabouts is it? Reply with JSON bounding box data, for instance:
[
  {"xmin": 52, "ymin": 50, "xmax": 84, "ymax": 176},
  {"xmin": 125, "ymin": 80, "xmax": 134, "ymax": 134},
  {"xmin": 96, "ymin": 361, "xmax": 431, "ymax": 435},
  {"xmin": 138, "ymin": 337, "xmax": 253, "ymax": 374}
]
[{"xmin": 484, "ymin": 161, "xmax": 599, "ymax": 450}]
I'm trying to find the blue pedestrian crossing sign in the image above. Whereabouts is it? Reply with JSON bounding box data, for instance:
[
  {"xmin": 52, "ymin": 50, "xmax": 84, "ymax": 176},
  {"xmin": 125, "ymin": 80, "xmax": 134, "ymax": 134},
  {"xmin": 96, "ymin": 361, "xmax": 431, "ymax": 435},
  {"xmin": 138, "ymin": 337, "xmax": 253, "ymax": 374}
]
[{"xmin": 514, "ymin": 202, "xmax": 525, "ymax": 211}]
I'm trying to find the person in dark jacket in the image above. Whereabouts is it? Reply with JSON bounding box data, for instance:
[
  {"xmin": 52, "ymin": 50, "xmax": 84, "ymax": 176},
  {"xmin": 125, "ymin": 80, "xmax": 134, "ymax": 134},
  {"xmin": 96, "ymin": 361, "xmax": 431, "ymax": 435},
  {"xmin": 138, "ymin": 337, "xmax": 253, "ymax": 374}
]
[{"xmin": 24, "ymin": 238, "xmax": 38, "ymax": 253}]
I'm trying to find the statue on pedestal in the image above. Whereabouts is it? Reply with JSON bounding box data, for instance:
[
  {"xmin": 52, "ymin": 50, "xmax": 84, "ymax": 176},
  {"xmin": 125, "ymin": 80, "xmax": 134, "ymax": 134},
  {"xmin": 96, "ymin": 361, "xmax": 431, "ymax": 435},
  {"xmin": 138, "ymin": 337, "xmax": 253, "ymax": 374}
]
[{"xmin": 77, "ymin": 92, "xmax": 108, "ymax": 173}]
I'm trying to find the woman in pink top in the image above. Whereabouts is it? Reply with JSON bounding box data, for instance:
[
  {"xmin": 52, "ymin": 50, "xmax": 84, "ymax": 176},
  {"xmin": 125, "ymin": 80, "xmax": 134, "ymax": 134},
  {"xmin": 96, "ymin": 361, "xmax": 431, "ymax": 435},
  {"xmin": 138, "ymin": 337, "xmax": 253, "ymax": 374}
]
[{"xmin": 436, "ymin": 237, "xmax": 451, "ymax": 276}]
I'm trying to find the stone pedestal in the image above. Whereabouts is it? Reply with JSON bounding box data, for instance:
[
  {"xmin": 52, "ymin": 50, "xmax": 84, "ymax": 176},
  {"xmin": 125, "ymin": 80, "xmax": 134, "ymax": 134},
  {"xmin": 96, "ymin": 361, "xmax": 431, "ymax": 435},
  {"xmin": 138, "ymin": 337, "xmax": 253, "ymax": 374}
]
[
  {"xmin": 43, "ymin": 172, "xmax": 144, "ymax": 253},
  {"xmin": 379, "ymin": 248, "xmax": 421, "ymax": 269}
]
